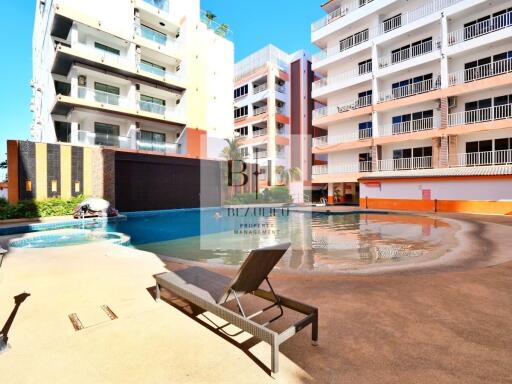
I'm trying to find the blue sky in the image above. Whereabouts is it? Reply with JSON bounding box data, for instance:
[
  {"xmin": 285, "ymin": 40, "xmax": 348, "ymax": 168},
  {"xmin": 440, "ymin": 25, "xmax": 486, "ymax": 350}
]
[{"xmin": 0, "ymin": 0, "xmax": 323, "ymax": 172}]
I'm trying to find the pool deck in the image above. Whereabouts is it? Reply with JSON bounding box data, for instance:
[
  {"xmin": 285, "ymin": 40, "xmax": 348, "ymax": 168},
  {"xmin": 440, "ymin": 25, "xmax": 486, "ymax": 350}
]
[{"xmin": 0, "ymin": 212, "xmax": 512, "ymax": 383}]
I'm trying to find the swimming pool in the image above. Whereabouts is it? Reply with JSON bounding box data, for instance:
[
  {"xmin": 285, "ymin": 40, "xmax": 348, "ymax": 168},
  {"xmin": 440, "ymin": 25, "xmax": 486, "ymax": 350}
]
[
  {"xmin": 3, "ymin": 208, "xmax": 457, "ymax": 272},
  {"xmin": 9, "ymin": 229, "xmax": 130, "ymax": 248}
]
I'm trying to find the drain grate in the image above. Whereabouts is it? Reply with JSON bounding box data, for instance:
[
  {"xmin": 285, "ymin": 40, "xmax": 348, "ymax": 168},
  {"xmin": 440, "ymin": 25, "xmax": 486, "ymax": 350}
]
[
  {"xmin": 68, "ymin": 305, "xmax": 117, "ymax": 331},
  {"xmin": 68, "ymin": 313, "xmax": 84, "ymax": 331}
]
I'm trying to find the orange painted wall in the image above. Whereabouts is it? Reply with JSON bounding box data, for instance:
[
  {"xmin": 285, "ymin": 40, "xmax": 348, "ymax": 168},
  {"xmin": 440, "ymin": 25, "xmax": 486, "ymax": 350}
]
[
  {"xmin": 360, "ymin": 198, "xmax": 512, "ymax": 215},
  {"xmin": 186, "ymin": 129, "xmax": 207, "ymax": 159}
]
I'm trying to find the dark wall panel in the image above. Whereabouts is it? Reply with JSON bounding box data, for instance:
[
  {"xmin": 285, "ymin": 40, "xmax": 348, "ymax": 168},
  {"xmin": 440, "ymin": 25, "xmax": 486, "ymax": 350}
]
[
  {"xmin": 114, "ymin": 152, "xmax": 222, "ymax": 212},
  {"xmin": 71, "ymin": 146, "xmax": 84, "ymax": 197},
  {"xmin": 18, "ymin": 141, "xmax": 36, "ymax": 200},
  {"xmin": 47, "ymin": 144, "xmax": 61, "ymax": 198}
]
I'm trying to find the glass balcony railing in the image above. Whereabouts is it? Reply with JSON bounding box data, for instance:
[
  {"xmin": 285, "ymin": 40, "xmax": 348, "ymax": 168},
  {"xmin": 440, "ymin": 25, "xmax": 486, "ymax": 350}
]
[
  {"xmin": 139, "ymin": 100, "xmax": 166, "ymax": 115},
  {"xmin": 138, "ymin": 61, "xmax": 166, "ymax": 77},
  {"xmin": 139, "ymin": 25, "xmax": 167, "ymax": 46},
  {"xmin": 137, "ymin": 140, "xmax": 177, "ymax": 154}
]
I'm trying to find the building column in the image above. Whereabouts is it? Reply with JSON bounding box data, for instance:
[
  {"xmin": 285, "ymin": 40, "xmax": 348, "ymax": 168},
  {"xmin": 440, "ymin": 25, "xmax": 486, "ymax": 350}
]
[
  {"xmin": 448, "ymin": 135, "xmax": 458, "ymax": 166},
  {"xmin": 70, "ymin": 68, "xmax": 79, "ymax": 98},
  {"xmin": 70, "ymin": 121, "xmax": 80, "ymax": 144},
  {"xmin": 70, "ymin": 22, "xmax": 78, "ymax": 45},
  {"xmin": 440, "ymin": 14, "xmax": 449, "ymax": 89},
  {"xmin": 432, "ymin": 137, "xmax": 441, "ymax": 168},
  {"xmin": 128, "ymin": 123, "xmax": 138, "ymax": 150},
  {"xmin": 372, "ymin": 111, "xmax": 379, "ymax": 137},
  {"xmin": 371, "ymin": 145, "xmax": 381, "ymax": 172},
  {"xmin": 327, "ymin": 183, "xmax": 334, "ymax": 205},
  {"xmin": 371, "ymin": 43, "xmax": 379, "ymax": 105}
]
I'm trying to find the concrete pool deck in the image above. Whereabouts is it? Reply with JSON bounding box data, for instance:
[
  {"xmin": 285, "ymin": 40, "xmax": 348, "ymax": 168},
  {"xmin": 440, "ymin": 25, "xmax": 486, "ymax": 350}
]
[{"xmin": 0, "ymin": 212, "xmax": 512, "ymax": 383}]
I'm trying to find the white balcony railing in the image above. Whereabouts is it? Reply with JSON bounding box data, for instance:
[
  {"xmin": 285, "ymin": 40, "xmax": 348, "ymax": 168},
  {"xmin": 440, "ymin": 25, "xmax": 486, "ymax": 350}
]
[
  {"xmin": 448, "ymin": 104, "xmax": 512, "ymax": 126},
  {"xmin": 379, "ymin": 156, "xmax": 432, "ymax": 171},
  {"xmin": 139, "ymin": 100, "xmax": 166, "ymax": 115},
  {"xmin": 253, "ymin": 128, "xmax": 267, "ymax": 137},
  {"xmin": 448, "ymin": 10, "xmax": 512, "ymax": 46},
  {"xmin": 329, "ymin": 161, "xmax": 373, "ymax": 174},
  {"xmin": 76, "ymin": 131, "xmax": 131, "ymax": 149},
  {"xmin": 312, "ymin": 165, "xmax": 328, "ymax": 175},
  {"xmin": 450, "ymin": 149, "xmax": 512, "ymax": 167},
  {"xmin": 253, "ymin": 106, "xmax": 268, "ymax": 116},
  {"xmin": 313, "ymin": 0, "xmax": 462, "ymax": 63},
  {"xmin": 253, "ymin": 151, "xmax": 267, "ymax": 159},
  {"xmin": 313, "ymin": 95, "xmax": 372, "ymax": 120},
  {"xmin": 311, "ymin": 0, "xmax": 375, "ymax": 32},
  {"xmin": 379, "ymin": 39, "xmax": 440, "ymax": 68},
  {"xmin": 77, "ymin": 86, "xmax": 123, "ymax": 106},
  {"xmin": 448, "ymin": 58, "xmax": 512, "ymax": 86},
  {"xmin": 380, "ymin": 117, "xmax": 439, "ymax": 136},
  {"xmin": 253, "ymin": 84, "xmax": 268, "ymax": 94},
  {"xmin": 312, "ymin": 136, "xmax": 328, "ymax": 147},
  {"xmin": 137, "ymin": 140, "xmax": 177, "ymax": 154},
  {"xmin": 378, "ymin": 77, "xmax": 440, "ymax": 103},
  {"xmin": 312, "ymin": 61, "xmax": 372, "ymax": 92}
]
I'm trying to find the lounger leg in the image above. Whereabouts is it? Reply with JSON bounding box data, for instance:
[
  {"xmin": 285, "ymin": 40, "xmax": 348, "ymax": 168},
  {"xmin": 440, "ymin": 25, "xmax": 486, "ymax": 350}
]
[
  {"xmin": 271, "ymin": 340, "xmax": 279, "ymax": 374},
  {"xmin": 155, "ymin": 283, "xmax": 161, "ymax": 301},
  {"xmin": 312, "ymin": 310, "xmax": 319, "ymax": 346}
]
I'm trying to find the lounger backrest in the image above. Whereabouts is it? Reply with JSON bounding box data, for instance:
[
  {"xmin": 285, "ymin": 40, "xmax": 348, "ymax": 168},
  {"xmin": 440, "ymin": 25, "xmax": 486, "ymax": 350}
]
[{"xmin": 228, "ymin": 242, "xmax": 291, "ymax": 294}]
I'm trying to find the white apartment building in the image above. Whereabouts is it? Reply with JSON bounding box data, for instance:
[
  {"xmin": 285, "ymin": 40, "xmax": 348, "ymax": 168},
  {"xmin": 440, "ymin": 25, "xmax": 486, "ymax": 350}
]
[
  {"xmin": 233, "ymin": 45, "xmax": 314, "ymax": 199},
  {"xmin": 310, "ymin": 0, "xmax": 512, "ymax": 212},
  {"xmin": 31, "ymin": 0, "xmax": 234, "ymax": 158}
]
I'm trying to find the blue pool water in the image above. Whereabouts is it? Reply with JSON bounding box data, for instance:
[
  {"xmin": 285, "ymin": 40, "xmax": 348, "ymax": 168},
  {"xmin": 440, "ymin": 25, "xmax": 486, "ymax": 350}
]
[{"xmin": 3, "ymin": 208, "xmax": 457, "ymax": 272}]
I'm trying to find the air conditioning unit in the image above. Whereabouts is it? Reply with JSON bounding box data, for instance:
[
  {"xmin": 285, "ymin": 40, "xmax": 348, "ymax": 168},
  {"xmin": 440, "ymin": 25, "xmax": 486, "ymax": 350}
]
[{"xmin": 448, "ymin": 96, "xmax": 457, "ymax": 108}]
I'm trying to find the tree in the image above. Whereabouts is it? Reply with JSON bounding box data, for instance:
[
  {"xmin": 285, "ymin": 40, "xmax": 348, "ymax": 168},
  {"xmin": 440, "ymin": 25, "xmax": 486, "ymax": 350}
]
[
  {"xmin": 216, "ymin": 23, "xmax": 230, "ymax": 37},
  {"xmin": 275, "ymin": 166, "xmax": 302, "ymax": 186},
  {"xmin": 220, "ymin": 138, "xmax": 243, "ymax": 198},
  {"xmin": 0, "ymin": 160, "xmax": 6, "ymax": 169},
  {"xmin": 204, "ymin": 10, "xmax": 217, "ymax": 26}
]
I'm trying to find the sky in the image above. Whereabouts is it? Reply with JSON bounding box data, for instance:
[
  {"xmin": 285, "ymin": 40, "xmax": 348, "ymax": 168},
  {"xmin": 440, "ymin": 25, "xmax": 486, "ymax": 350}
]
[{"xmin": 0, "ymin": 0, "xmax": 324, "ymax": 175}]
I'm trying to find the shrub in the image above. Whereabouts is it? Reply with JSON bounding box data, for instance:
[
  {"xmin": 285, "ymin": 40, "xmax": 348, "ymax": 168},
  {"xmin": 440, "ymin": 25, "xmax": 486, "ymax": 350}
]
[
  {"xmin": 225, "ymin": 187, "xmax": 292, "ymax": 205},
  {"xmin": 0, "ymin": 196, "xmax": 85, "ymax": 220}
]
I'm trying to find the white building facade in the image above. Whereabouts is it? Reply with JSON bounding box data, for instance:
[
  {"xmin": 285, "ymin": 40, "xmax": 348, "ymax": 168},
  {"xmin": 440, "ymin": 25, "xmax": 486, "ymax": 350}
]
[
  {"xmin": 31, "ymin": 0, "xmax": 234, "ymax": 158},
  {"xmin": 310, "ymin": 0, "xmax": 512, "ymax": 212}
]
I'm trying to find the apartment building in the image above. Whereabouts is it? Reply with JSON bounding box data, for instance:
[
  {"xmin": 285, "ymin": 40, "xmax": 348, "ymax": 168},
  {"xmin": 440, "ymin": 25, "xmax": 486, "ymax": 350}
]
[
  {"xmin": 31, "ymin": 0, "xmax": 234, "ymax": 159},
  {"xmin": 233, "ymin": 45, "xmax": 315, "ymax": 201},
  {"xmin": 310, "ymin": 0, "xmax": 512, "ymax": 212}
]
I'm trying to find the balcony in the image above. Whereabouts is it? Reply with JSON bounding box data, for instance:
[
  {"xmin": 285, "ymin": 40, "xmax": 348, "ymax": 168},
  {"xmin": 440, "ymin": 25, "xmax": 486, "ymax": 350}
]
[
  {"xmin": 448, "ymin": 104, "xmax": 512, "ymax": 126},
  {"xmin": 253, "ymin": 106, "xmax": 268, "ymax": 116},
  {"xmin": 253, "ymin": 128, "xmax": 268, "ymax": 137},
  {"xmin": 136, "ymin": 24, "xmax": 180, "ymax": 52},
  {"xmin": 138, "ymin": 61, "xmax": 179, "ymax": 82},
  {"xmin": 313, "ymin": 95, "xmax": 372, "ymax": 120},
  {"xmin": 380, "ymin": 117, "xmax": 440, "ymax": 136},
  {"xmin": 450, "ymin": 150, "xmax": 512, "ymax": 167},
  {"xmin": 313, "ymin": 0, "xmax": 463, "ymax": 64},
  {"xmin": 312, "ymin": 61, "xmax": 372, "ymax": 94},
  {"xmin": 75, "ymin": 43, "xmax": 131, "ymax": 67},
  {"xmin": 378, "ymin": 156, "xmax": 432, "ymax": 171},
  {"xmin": 137, "ymin": 140, "xmax": 178, "ymax": 155},
  {"xmin": 312, "ymin": 136, "xmax": 328, "ymax": 147},
  {"xmin": 76, "ymin": 131, "xmax": 131, "ymax": 149},
  {"xmin": 253, "ymin": 84, "xmax": 268, "ymax": 94},
  {"xmin": 253, "ymin": 151, "xmax": 268, "ymax": 159},
  {"xmin": 448, "ymin": 10, "xmax": 512, "ymax": 46},
  {"xmin": 311, "ymin": 0, "xmax": 375, "ymax": 33},
  {"xmin": 139, "ymin": 100, "xmax": 166, "ymax": 115},
  {"xmin": 378, "ymin": 77, "xmax": 440, "ymax": 103},
  {"xmin": 276, "ymin": 85, "xmax": 286, "ymax": 94},
  {"xmin": 378, "ymin": 39, "xmax": 440, "ymax": 69},
  {"xmin": 312, "ymin": 128, "xmax": 373, "ymax": 148},
  {"xmin": 77, "ymin": 87, "xmax": 124, "ymax": 106},
  {"xmin": 314, "ymin": 161, "xmax": 372, "ymax": 175},
  {"xmin": 448, "ymin": 58, "xmax": 512, "ymax": 86}
]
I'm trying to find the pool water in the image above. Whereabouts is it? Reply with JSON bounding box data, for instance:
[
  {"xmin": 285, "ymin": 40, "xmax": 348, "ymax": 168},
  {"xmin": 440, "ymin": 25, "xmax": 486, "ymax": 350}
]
[
  {"xmin": 106, "ymin": 209, "xmax": 455, "ymax": 272},
  {"xmin": 6, "ymin": 209, "xmax": 456, "ymax": 272},
  {"xmin": 10, "ymin": 230, "xmax": 129, "ymax": 249}
]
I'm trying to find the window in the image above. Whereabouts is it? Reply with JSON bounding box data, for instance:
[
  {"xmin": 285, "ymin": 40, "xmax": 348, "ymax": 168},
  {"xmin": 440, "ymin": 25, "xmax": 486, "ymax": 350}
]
[
  {"xmin": 54, "ymin": 81, "xmax": 71, "ymax": 96},
  {"xmin": 94, "ymin": 122, "xmax": 120, "ymax": 147},
  {"xmin": 240, "ymin": 147, "xmax": 249, "ymax": 157},
  {"xmin": 357, "ymin": 90, "xmax": 372, "ymax": 106},
  {"xmin": 94, "ymin": 82, "xmax": 119, "ymax": 95},
  {"xmin": 138, "ymin": 130, "xmax": 166, "ymax": 152},
  {"xmin": 391, "ymin": 45, "xmax": 411, "ymax": 64},
  {"xmin": 140, "ymin": 59, "xmax": 166, "ymax": 76},
  {"xmin": 234, "ymin": 106, "xmax": 248, "ymax": 119},
  {"xmin": 140, "ymin": 24, "xmax": 167, "ymax": 45},
  {"xmin": 358, "ymin": 121, "xmax": 372, "ymax": 139},
  {"xmin": 234, "ymin": 85, "xmax": 248, "ymax": 99},
  {"xmin": 392, "ymin": 110, "xmax": 433, "ymax": 134},
  {"xmin": 383, "ymin": 14, "xmax": 401, "ymax": 33},
  {"xmin": 141, "ymin": 95, "xmax": 166, "ymax": 106},
  {"xmin": 94, "ymin": 42, "xmax": 120, "ymax": 56},
  {"xmin": 235, "ymin": 126, "xmax": 248, "ymax": 137},
  {"xmin": 55, "ymin": 122, "xmax": 71, "ymax": 143},
  {"xmin": 411, "ymin": 37, "xmax": 433, "ymax": 57},
  {"xmin": 359, "ymin": 152, "xmax": 372, "ymax": 172},
  {"xmin": 358, "ymin": 59, "xmax": 372, "ymax": 75},
  {"xmin": 392, "ymin": 73, "xmax": 434, "ymax": 98},
  {"xmin": 339, "ymin": 29, "xmax": 369, "ymax": 52},
  {"xmin": 94, "ymin": 82, "xmax": 120, "ymax": 105},
  {"xmin": 465, "ymin": 97, "xmax": 492, "ymax": 123},
  {"xmin": 392, "ymin": 147, "xmax": 432, "ymax": 169},
  {"xmin": 463, "ymin": 8, "xmax": 512, "ymax": 41}
]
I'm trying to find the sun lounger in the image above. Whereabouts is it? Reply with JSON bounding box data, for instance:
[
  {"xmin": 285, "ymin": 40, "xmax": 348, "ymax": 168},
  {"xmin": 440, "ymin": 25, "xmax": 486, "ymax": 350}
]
[{"xmin": 154, "ymin": 242, "xmax": 318, "ymax": 374}]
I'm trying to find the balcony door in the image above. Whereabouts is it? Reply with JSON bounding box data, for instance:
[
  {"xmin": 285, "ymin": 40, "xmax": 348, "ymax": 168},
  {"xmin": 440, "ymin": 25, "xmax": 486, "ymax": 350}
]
[
  {"xmin": 138, "ymin": 130, "xmax": 166, "ymax": 152},
  {"xmin": 465, "ymin": 140, "xmax": 492, "ymax": 166},
  {"xmin": 94, "ymin": 122, "xmax": 120, "ymax": 147},
  {"xmin": 94, "ymin": 82, "xmax": 120, "ymax": 105}
]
